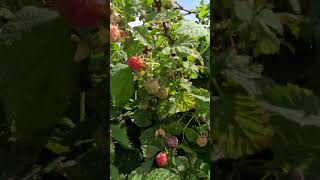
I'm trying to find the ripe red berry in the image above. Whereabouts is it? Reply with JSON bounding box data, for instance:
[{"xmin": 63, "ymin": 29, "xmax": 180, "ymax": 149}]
[
  {"xmin": 156, "ymin": 152, "xmax": 168, "ymax": 167},
  {"xmin": 57, "ymin": 0, "xmax": 106, "ymax": 28},
  {"xmin": 110, "ymin": 25, "xmax": 121, "ymax": 42},
  {"xmin": 167, "ymin": 136, "xmax": 178, "ymax": 149},
  {"xmin": 127, "ymin": 56, "xmax": 144, "ymax": 70}
]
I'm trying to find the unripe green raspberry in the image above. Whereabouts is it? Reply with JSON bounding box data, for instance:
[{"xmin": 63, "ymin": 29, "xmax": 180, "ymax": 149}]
[
  {"xmin": 144, "ymin": 78, "xmax": 160, "ymax": 95},
  {"xmin": 156, "ymin": 87, "xmax": 169, "ymax": 100}
]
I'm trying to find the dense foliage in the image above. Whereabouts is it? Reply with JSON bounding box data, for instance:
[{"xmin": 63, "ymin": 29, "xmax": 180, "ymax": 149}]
[
  {"xmin": 212, "ymin": 0, "xmax": 320, "ymax": 179},
  {"xmin": 110, "ymin": 0, "xmax": 210, "ymax": 179},
  {"xmin": 0, "ymin": 0, "xmax": 108, "ymax": 179}
]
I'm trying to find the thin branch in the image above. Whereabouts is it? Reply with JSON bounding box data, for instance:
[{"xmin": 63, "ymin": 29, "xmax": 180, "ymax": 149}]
[{"xmin": 174, "ymin": 2, "xmax": 195, "ymax": 15}]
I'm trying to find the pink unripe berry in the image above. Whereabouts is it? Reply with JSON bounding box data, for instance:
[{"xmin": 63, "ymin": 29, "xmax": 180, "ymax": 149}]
[{"xmin": 167, "ymin": 136, "xmax": 178, "ymax": 149}]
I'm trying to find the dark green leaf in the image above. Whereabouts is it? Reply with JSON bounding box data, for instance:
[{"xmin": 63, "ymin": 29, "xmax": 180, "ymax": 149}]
[
  {"xmin": 185, "ymin": 128, "xmax": 198, "ymax": 142},
  {"xmin": 213, "ymin": 94, "xmax": 273, "ymax": 158},
  {"xmin": 111, "ymin": 64, "xmax": 134, "ymax": 105},
  {"xmin": 111, "ymin": 125, "xmax": 132, "ymax": 149},
  {"xmin": 234, "ymin": 1, "xmax": 253, "ymax": 22},
  {"xmin": 146, "ymin": 168, "xmax": 180, "ymax": 180}
]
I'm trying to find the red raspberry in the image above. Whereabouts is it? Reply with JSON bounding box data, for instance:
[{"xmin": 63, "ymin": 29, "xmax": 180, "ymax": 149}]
[
  {"xmin": 127, "ymin": 56, "xmax": 144, "ymax": 70},
  {"xmin": 110, "ymin": 25, "xmax": 121, "ymax": 42},
  {"xmin": 156, "ymin": 152, "xmax": 168, "ymax": 167},
  {"xmin": 167, "ymin": 136, "xmax": 178, "ymax": 149},
  {"xmin": 57, "ymin": 0, "xmax": 106, "ymax": 28}
]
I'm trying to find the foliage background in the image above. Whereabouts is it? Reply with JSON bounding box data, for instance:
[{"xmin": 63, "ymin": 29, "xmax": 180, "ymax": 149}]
[
  {"xmin": 212, "ymin": 0, "xmax": 320, "ymax": 179},
  {"xmin": 0, "ymin": 0, "xmax": 107, "ymax": 179}
]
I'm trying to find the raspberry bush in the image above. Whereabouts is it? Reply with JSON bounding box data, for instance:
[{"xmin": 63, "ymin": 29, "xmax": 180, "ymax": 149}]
[{"xmin": 110, "ymin": 0, "xmax": 210, "ymax": 179}]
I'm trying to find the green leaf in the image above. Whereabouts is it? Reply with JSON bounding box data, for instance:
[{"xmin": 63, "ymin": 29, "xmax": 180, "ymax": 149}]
[
  {"xmin": 140, "ymin": 125, "xmax": 166, "ymax": 149},
  {"xmin": 58, "ymin": 117, "xmax": 76, "ymax": 128},
  {"xmin": 259, "ymin": 83, "xmax": 320, "ymax": 126},
  {"xmin": 43, "ymin": 157, "xmax": 66, "ymax": 173},
  {"xmin": 111, "ymin": 142, "xmax": 115, "ymax": 163},
  {"xmin": 128, "ymin": 170, "xmax": 143, "ymax": 180},
  {"xmin": 175, "ymin": 91, "xmax": 195, "ymax": 112},
  {"xmin": 259, "ymin": 102, "xmax": 320, "ymax": 127},
  {"xmin": 185, "ymin": 128, "xmax": 198, "ymax": 142},
  {"xmin": 46, "ymin": 140, "xmax": 70, "ymax": 154},
  {"xmin": 0, "ymin": 6, "xmax": 59, "ymax": 44},
  {"xmin": 269, "ymin": 115, "xmax": 320, "ymax": 179},
  {"xmin": 175, "ymin": 46, "xmax": 200, "ymax": 59},
  {"xmin": 132, "ymin": 110, "xmax": 153, "ymax": 127},
  {"xmin": 111, "ymin": 125, "xmax": 132, "ymax": 149},
  {"xmin": 224, "ymin": 57, "xmax": 263, "ymax": 95},
  {"xmin": 157, "ymin": 97, "xmax": 177, "ymax": 119},
  {"xmin": 258, "ymin": 9, "xmax": 283, "ymax": 35},
  {"xmin": 0, "ymin": 7, "xmax": 15, "ymax": 19},
  {"xmin": 166, "ymin": 122, "xmax": 184, "ymax": 135},
  {"xmin": 288, "ymin": 0, "xmax": 301, "ymax": 14},
  {"xmin": 192, "ymin": 87, "xmax": 210, "ymax": 116},
  {"xmin": 180, "ymin": 143, "xmax": 197, "ymax": 155},
  {"xmin": 128, "ymin": 160, "xmax": 154, "ymax": 180},
  {"xmin": 262, "ymin": 83, "xmax": 320, "ymax": 114},
  {"xmin": 176, "ymin": 20, "xmax": 209, "ymax": 39},
  {"xmin": 234, "ymin": 0, "xmax": 253, "ymax": 22},
  {"xmin": 254, "ymin": 36, "xmax": 280, "ymax": 55},
  {"xmin": 144, "ymin": 10, "xmax": 180, "ymax": 22},
  {"xmin": 133, "ymin": 26, "xmax": 153, "ymax": 45},
  {"xmin": 111, "ymin": 64, "xmax": 134, "ymax": 105},
  {"xmin": 110, "ymin": 164, "xmax": 119, "ymax": 180},
  {"xmin": 213, "ymin": 94, "xmax": 273, "ymax": 159},
  {"xmin": 174, "ymin": 156, "xmax": 189, "ymax": 172},
  {"xmin": 146, "ymin": 168, "xmax": 180, "ymax": 180},
  {"xmin": 123, "ymin": 39, "xmax": 145, "ymax": 57},
  {"xmin": 195, "ymin": 4, "xmax": 210, "ymax": 19},
  {"xmin": 142, "ymin": 145, "xmax": 161, "ymax": 158},
  {"xmin": 163, "ymin": 37, "xmax": 202, "ymax": 60}
]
